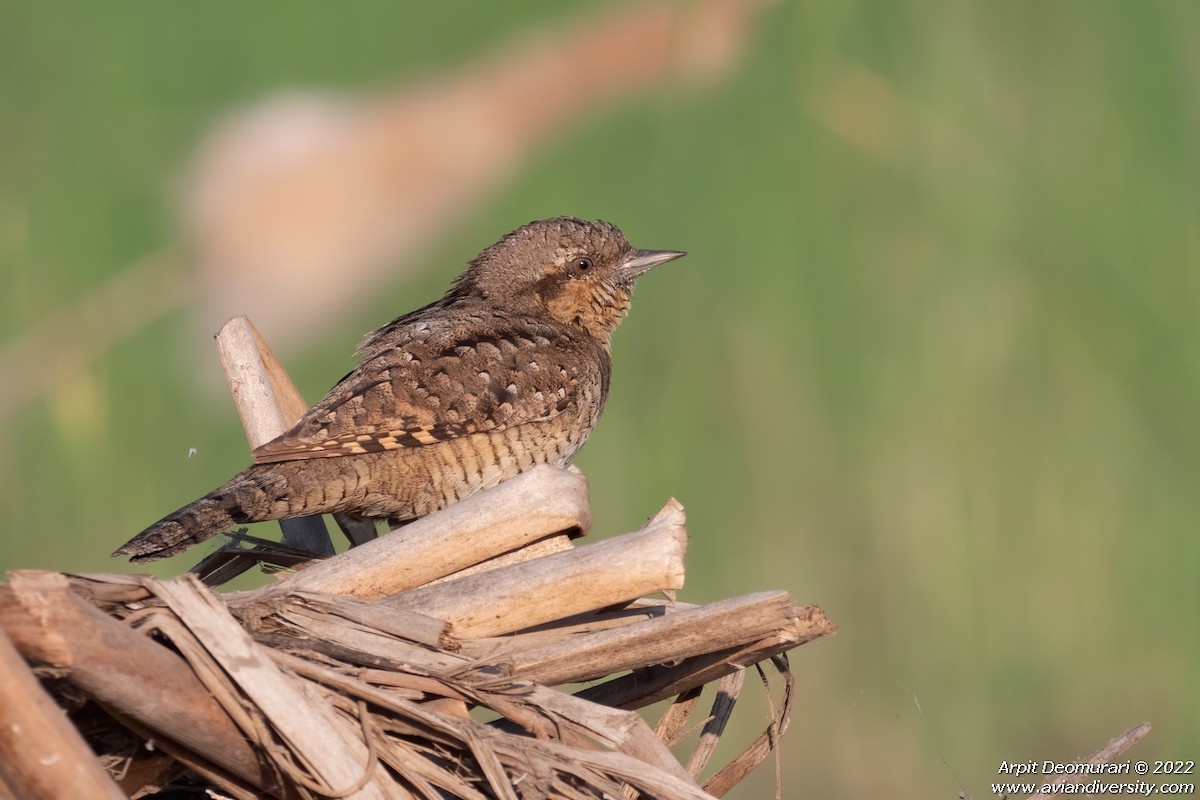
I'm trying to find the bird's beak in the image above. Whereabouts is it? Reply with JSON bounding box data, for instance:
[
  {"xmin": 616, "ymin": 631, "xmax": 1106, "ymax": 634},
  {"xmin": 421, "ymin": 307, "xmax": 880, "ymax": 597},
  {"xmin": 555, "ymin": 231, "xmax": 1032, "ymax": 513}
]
[{"xmin": 618, "ymin": 248, "xmax": 687, "ymax": 279}]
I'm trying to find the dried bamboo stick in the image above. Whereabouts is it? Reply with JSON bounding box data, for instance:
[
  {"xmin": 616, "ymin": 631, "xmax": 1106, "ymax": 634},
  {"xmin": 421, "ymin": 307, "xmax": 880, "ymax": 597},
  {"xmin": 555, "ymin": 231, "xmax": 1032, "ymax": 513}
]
[
  {"xmin": 576, "ymin": 612, "xmax": 832, "ymax": 712},
  {"xmin": 497, "ymin": 590, "xmax": 801, "ymax": 687},
  {"xmin": 273, "ymin": 591, "xmax": 448, "ymax": 647},
  {"xmin": 216, "ymin": 315, "xmax": 330, "ymax": 554},
  {"xmin": 456, "ymin": 598, "xmax": 695, "ymax": 655},
  {"xmin": 427, "ymin": 529, "xmax": 576, "ymax": 584},
  {"xmin": 0, "ymin": 572, "xmax": 278, "ymax": 793},
  {"xmin": 216, "ymin": 315, "xmax": 309, "ymax": 446},
  {"xmin": 384, "ymin": 499, "xmax": 688, "ymax": 639},
  {"xmin": 151, "ymin": 575, "xmax": 402, "ymax": 800},
  {"xmin": 258, "ymin": 601, "xmax": 465, "ymax": 675},
  {"xmin": 244, "ymin": 464, "xmax": 591, "ymax": 601},
  {"xmin": 0, "ymin": 626, "xmax": 125, "ymax": 800}
]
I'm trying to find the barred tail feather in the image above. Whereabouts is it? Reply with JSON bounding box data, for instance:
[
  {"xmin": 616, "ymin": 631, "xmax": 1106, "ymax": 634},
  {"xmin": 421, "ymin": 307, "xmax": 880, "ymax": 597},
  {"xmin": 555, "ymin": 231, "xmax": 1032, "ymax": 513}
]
[{"xmin": 112, "ymin": 466, "xmax": 287, "ymax": 563}]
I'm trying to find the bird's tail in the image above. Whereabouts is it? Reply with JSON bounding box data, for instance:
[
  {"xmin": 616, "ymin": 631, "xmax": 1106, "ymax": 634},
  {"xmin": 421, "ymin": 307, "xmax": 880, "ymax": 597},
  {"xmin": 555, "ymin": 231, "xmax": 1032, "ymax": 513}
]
[{"xmin": 112, "ymin": 465, "xmax": 289, "ymax": 563}]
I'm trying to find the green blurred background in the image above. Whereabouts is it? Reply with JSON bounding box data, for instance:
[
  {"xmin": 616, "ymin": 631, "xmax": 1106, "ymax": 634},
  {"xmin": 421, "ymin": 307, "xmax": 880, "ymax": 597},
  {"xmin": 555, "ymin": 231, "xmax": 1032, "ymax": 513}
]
[{"xmin": 2, "ymin": 1, "xmax": 1198, "ymax": 797}]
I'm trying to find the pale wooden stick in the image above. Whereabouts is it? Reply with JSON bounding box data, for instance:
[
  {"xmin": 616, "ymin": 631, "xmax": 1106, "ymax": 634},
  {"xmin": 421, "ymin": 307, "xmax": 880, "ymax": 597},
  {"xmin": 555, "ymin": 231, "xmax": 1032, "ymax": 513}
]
[
  {"xmin": 576, "ymin": 623, "xmax": 829, "ymax": 713},
  {"xmin": 258, "ymin": 601, "xmax": 463, "ymax": 676},
  {"xmin": 427, "ymin": 529, "xmax": 576, "ymax": 584},
  {"xmin": 457, "ymin": 598, "xmax": 702, "ymax": 653},
  {"xmin": 384, "ymin": 499, "xmax": 687, "ymax": 639},
  {"xmin": 244, "ymin": 464, "xmax": 591, "ymax": 601},
  {"xmin": 151, "ymin": 575, "xmax": 402, "ymax": 800},
  {"xmin": 216, "ymin": 315, "xmax": 309, "ymax": 445},
  {"xmin": 498, "ymin": 590, "xmax": 801, "ymax": 687},
  {"xmin": 216, "ymin": 315, "xmax": 330, "ymax": 554},
  {"xmin": 279, "ymin": 591, "xmax": 448, "ymax": 647},
  {"xmin": 0, "ymin": 626, "xmax": 125, "ymax": 800}
]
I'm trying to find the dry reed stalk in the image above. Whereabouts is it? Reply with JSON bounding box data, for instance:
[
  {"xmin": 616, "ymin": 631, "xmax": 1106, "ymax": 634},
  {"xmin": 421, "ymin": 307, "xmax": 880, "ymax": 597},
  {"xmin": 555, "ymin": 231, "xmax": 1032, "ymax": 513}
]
[{"xmin": 381, "ymin": 500, "xmax": 686, "ymax": 638}]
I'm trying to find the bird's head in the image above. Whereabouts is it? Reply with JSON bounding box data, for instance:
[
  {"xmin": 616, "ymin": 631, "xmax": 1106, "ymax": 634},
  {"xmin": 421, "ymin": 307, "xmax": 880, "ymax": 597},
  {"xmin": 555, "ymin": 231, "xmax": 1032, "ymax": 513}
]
[{"xmin": 455, "ymin": 217, "xmax": 685, "ymax": 345}]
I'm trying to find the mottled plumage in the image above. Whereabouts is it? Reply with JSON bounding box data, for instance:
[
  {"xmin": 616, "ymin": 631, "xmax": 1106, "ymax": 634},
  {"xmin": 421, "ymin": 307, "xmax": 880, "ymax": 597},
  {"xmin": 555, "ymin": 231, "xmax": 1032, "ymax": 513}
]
[{"xmin": 114, "ymin": 218, "xmax": 684, "ymax": 562}]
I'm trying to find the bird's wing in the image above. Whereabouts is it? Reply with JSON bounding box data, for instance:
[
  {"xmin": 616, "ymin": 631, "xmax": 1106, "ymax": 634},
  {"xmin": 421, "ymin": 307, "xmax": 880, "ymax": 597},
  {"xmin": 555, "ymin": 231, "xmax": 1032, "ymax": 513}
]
[{"xmin": 251, "ymin": 324, "xmax": 600, "ymax": 464}]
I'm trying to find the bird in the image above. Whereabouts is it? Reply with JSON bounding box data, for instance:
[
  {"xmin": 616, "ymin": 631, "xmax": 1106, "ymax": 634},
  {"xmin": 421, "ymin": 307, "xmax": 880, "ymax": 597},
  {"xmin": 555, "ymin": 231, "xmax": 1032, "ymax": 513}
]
[{"xmin": 113, "ymin": 217, "xmax": 685, "ymax": 562}]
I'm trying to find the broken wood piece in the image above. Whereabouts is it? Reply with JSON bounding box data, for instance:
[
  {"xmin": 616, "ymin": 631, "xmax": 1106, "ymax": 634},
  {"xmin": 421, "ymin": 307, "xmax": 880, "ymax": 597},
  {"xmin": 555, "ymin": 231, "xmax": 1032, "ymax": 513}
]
[
  {"xmin": 276, "ymin": 591, "xmax": 448, "ymax": 648},
  {"xmin": 495, "ymin": 589, "xmax": 799, "ymax": 687},
  {"xmin": 428, "ymin": 530, "xmax": 575, "ymax": 585},
  {"xmin": 247, "ymin": 594, "xmax": 466, "ymax": 677},
  {"xmin": 215, "ymin": 315, "xmax": 309, "ymax": 448},
  {"xmin": 575, "ymin": 604, "xmax": 834, "ymax": 712},
  {"xmin": 459, "ymin": 598, "xmax": 697, "ymax": 654},
  {"xmin": 384, "ymin": 499, "xmax": 687, "ymax": 639},
  {"xmin": 244, "ymin": 464, "xmax": 591, "ymax": 601}
]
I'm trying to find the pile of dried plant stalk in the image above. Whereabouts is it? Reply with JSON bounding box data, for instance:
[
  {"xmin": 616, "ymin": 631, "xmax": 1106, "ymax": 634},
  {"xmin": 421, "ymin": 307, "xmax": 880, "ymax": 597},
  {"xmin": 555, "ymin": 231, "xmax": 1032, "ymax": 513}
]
[{"xmin": 0, "ymin": 318, "xmax": 837, "ymax": 800}]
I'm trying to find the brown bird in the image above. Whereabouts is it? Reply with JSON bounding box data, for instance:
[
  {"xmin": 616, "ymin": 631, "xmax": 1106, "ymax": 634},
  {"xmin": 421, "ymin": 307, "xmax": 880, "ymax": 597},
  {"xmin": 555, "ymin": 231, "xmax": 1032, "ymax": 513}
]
[{"xmin": 114, "ymin": 217, "xmax": 684, "ymax": 562}]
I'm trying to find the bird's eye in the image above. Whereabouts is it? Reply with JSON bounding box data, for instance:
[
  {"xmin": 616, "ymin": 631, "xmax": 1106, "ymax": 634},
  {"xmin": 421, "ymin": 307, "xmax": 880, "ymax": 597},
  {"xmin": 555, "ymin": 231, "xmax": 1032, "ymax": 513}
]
[{"xmin": 570, "ymin": 257, "xmax": 592, "ymax": 274}]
